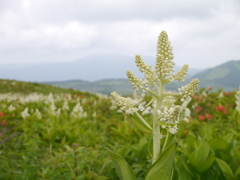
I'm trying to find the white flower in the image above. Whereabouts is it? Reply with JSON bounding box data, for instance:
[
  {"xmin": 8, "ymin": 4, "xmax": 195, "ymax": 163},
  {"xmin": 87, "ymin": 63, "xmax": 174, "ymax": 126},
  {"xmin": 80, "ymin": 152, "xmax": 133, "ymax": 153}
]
[
  {"xmin": 62, "ymin": 100, "xmax": 69, "ymax": 111},
  {"xmin": 168, "ymin": 125, "xmax": 178, "ymax": 134},
  {"xmin": 71, "ymin": 102, "xmax": 87, "ymax": 118},
  {"xmin": 21, "ymin": 107, "xmax": 30, "ymax": 119},
  {"xmin": 8, "ymin": 104, "xmax": 16, "ymax": 112},
  {"xmin": 111, "ymin": 91, "xmax": 138, "ymax": 115},
  {"xmin": 178, "ymin": 79, "xmax": 199, "ymax": 101},
  {"xmin": 235, "ymin": 87, "xmax": 240, "ymax": 112},
  {"xmin": 34, "ymin": 109, "xmax": 42, "ymax": 119}
]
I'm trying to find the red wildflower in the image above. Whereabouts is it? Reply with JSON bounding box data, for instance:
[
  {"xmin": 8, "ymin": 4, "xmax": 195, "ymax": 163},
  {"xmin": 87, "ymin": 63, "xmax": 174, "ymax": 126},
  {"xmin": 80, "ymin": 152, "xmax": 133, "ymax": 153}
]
[
  {"xmin": 224, "ymin": 92, "xmax": 231, "ymax": 96},
  {"xmin": 1, "ymin": 120, "xmax": 6, "ymax": 126},
  {"xmin": 208, "ymin": 86, "xmax": 212, "ymax": 90},
  {"xmin": 0, "ymin": 111, "xmax": 5, "ymax": 117},
  {"xmin": 184, "ymin": 129, "xmax": 189, "ymax": 134},
  {"xmin": 198, "ymin": 115, "xmax": 205, "ymax": 120},
  {"xmin": 216, "ymin": 105, "xmax": 224, "ymax": 111},
  {"xmin": 205, "ymin": 114, "xmax": 213, "ymax": 120},
  {"xmin": 198, "ymin": 97, "xmax": 203, "ymax": 101},
  {"xmin": 193, "ymin": 95, "xmax": 198, "ymax": 99},
  {"xmin": 216, "ymin": 105, "xmax": 227, "ymax": 114},
  {"xmin": 117, "ymin": 123, "xmax": 121, "ymax": 127},
  {"xmin": 196, "ymin": 106, "xmax": 202, "ymax": 113}
]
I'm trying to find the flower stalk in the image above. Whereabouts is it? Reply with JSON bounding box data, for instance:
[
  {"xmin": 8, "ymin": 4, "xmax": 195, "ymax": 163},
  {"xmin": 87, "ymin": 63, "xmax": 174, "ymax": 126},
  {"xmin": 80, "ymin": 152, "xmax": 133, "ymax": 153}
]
[{"xmin": 108, "ymin": 31, "xmax": 199, "ymax": 180}]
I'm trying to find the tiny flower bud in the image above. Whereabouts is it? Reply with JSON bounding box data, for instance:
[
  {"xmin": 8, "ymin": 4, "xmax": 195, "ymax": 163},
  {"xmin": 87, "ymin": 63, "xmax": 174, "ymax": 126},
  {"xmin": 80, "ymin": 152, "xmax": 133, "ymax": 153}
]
[
  {"xmin": 126, "ymin": 70, "xmax": 144, "ymax": 90},
  {"xmin": 178, "ymin": 79, "xmax": 199, "ymax": 101}
]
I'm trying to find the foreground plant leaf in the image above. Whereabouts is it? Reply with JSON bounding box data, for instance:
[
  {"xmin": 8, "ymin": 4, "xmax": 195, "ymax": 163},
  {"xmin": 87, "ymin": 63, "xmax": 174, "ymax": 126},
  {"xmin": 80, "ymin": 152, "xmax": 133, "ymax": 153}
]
[
  {"xmin": 145, "ymin": 143, "xmax": 177, "ymax": 180},
  {"xmin": 129, "ymin": 113, "xmax": 153, "ymax": 133},
  {"xmin": 216, "ymin": 157, "xmax": 234, "ymax": 179},
  {"xmin": 105, "ymin": 148, "xmax": 137, "ymax": 180}
]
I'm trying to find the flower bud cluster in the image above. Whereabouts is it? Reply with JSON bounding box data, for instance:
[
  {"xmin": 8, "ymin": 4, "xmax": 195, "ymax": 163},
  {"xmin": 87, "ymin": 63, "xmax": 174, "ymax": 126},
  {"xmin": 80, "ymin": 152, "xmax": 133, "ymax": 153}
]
[
  {"xmin": 173, "ymin": 64, "xmax": 189, "ymax": 82},
  {"xmin": 235, "ymin": 88, "xmax": 240, "ymax": 113},
  {"xmin": 157, "ymin": 105, "xmax": 181, "ymax": 124},
  {"xmin": 157, "ymin": 104, "xmax": 181, "ymax": 134},
  {"xmin": 135, "ymin": 55, "xmax": 156, "ymax": 83},
  {"xmin": 155, "ymin": 54, "xmax": 175, "ymax": 83},
  {"xmin": 155, "ymin": 31, "xmax": 175, "ymax": 82},
  {"xmin": 178, "ymin": 78, "xmax": 199, "ymax": 101},
  {"xmin": 111, "ymin": 91, "xmax": 138, "ymax": 115},
  {"xmin": 157, "ymin": 31, "xmax": 174, "ymax": 61},
  {"xmin": 126, "ymin": 70, "xmax": 145, "ymax": 90}
]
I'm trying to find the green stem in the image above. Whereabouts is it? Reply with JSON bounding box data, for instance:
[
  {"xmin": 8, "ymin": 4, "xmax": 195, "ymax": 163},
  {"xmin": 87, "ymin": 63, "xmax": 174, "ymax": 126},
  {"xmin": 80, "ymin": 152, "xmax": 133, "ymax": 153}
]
[
  {"xmin": 143, "ymin": 88, "xmax": 158, "ymax": 98},
  {"xmin": 164, "ymin": 92, "xmax": 180, "ymax": 97},
  {"xmin": 152, "ymin": 82, "xmax": 165, "ymax": 164},
  {"xmin": 161, "ymin": 130, "xmax": 169, "ymax": 153}
]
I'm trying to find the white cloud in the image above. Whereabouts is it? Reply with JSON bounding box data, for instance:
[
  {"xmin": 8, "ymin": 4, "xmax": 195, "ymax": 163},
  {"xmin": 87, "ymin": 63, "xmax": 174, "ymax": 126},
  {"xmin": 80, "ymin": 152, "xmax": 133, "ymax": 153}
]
[{"xmin": 0, "ymin": 0, "xmax": 239, "ymax": 69}]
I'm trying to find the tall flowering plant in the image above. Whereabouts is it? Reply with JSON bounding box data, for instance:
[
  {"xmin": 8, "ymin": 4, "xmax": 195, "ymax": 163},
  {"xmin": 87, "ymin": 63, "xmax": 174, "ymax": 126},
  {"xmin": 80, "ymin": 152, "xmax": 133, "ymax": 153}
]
[{"xmin": 106, "ymin": 31, "xmax": 199, "ymax": 180}]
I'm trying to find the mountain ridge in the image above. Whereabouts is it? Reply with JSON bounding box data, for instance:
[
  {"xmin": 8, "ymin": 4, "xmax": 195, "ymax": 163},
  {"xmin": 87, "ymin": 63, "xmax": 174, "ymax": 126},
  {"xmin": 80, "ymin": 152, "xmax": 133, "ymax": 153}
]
[{"xmin": 43, "ymin": 60, "xmax": 240, "ymax": 95}]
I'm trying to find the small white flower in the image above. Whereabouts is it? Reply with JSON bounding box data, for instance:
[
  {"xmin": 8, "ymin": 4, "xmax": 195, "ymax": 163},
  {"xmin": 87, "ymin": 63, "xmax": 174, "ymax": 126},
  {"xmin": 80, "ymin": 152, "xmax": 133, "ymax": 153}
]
[
  {"xmin": 8, "ymin": 104, "xmax": 16, "ymax": 112},
  {"xmin": 34, "ymin": 109, "xmax": 42, "ymax": 119},
  {"xmin": 21, "ymin": 107, "xmax": 30, "ymax": 119},
  {"xmin": 235, "ymin": 87, "xmax": 240, "ymax": 113}
]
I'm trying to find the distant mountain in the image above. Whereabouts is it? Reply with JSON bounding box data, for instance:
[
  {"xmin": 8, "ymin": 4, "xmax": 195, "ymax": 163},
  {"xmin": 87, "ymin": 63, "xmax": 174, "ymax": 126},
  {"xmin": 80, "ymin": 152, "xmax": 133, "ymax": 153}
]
[
  {"xmin": 44, "ymin": 60, "xmax": 240, "ymax": 94},
  {"xmin": 0, "ymin": 53, "xmax": 202, "ymax": 82},
  {"xmin": 193, "ymin": 60, "xmax": 240, "ymax": 91},
  {"xmin": 45, "ymin": 79, "xmax": 132, "ymax": 95}
]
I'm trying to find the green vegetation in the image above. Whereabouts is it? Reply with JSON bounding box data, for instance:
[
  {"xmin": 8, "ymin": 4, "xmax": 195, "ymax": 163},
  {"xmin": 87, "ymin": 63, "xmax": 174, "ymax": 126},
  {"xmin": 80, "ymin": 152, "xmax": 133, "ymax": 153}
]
[
  {"xmin": 0, "ymin": 79, "xmax": 93, "ymax": 96},
  {"xmin": 194, "ymin": 60, "xmax": 240, "ymax": 91},
  {"xmin": 44, "ymin": 60, "xmax": 240, "ymax": 95},
  {"xmin": 0, "ymin": 79, "xmax": 240, "ymax": 179}
]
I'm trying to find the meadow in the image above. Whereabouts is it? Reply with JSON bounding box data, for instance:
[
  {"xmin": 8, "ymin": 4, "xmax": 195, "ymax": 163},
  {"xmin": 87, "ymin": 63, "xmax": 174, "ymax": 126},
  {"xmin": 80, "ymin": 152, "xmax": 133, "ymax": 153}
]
[{"xmin": 0, "ymin": 79, "xmax": 240, "ymax": 180}]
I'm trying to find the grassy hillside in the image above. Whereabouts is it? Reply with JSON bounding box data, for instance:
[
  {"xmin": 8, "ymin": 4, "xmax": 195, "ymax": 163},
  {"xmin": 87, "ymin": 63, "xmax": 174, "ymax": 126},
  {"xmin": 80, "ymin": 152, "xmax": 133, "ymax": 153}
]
[
  {"xmin": 0, "ymin": 79, "xmax": 92, "ymax": 97},
  {"xmin": 194, "ymin": 60, "xmax": 240, "ymax": 91},
  {"xmin": 44, "ymin": 79, "xmax": 133, "ymax": 95}
]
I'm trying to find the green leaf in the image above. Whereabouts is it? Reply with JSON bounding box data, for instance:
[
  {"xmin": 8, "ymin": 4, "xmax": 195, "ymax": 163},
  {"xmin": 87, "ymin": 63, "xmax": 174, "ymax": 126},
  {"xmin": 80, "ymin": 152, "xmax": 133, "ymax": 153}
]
[
  {"xmin": 105, "ymin": 148, "xmax": 137, "ymax": 180},
  {"xmin": 234, "ymin": 166, "xmax": 240, "ymax": 177},
  {"xmin": 129, "ymin": 113, "xmax": 152, "ymax": 133},
  {"xmin": 216, "ymin": 157, "xmax": 234, "ymax": 179},
  {"xmin": 145, "ymin": 143, "xmax": 177, "ymax": 180},
  {"xmin": 192, "ymin": 141, "xmax": 210, "ymax": 165},
  {"xmin": 187, "ymin": 141, "xmax": 214, "ymax": 173},
  {"xmin": 148, "ymin": 139, "xmax": 153, "ymax": 158},
  {"xmin": 195, "ymin": 154, "xmax": 215, "ymax": 173},
  {"xmin": 209, "ymin": 137, "xmax": 228, "ymax": 150}
]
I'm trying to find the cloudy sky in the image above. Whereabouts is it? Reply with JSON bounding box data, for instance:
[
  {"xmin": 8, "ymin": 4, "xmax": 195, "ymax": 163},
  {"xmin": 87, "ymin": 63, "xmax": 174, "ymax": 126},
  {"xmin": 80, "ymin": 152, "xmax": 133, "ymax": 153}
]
[{"xmin": 0, "ymin": 0, "xmax": 240, "ymax": 69}]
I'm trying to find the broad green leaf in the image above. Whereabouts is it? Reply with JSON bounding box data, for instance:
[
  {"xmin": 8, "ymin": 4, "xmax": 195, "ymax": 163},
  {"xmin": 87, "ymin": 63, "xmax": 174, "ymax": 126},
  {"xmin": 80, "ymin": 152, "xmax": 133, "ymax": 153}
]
[
  {"xmin": 192, "ymin": 141, "xmax": 210, "ymax": 165},
  {"xmin": 223, "ymin": 133, "xmax": 234, "ymax": 143},
  {"xmin": 145, "ymin": 143, "xmax": 177, "ymax": 180},
  {"xmin": 105, "ymin": 148, "xmax": 136, "ymax": 180},
  {"xmin": 129, "ymin": 113, "xmax": 152, "ymax": 133},
  {"xmin": 209, "ymin": 137, "xmax": 228, "ymax": 150},
  {"xmin": 234, "ymin": 166, "xmax": 240, "ymax": 177},
  {"xmin": 216, "ymin": 157, "xmax": 234, "ymax": 179},
  {"xmin": 178, "ymin": 170, "xmax": 193, "ymax": 180},
  {"xmin": 148, "ymin": 139, "xmax": 153, "ymax": 157},
  {"xmin": 181, "ymin": 158, "xmax": 197, "ymax": 178},
  {"xmin": 233, "ymin": 146, "xmax": 240, "ymax": 160},
  {"xmin": 195, "ymin": 154, "xmax": 215, "ymax": 173}
]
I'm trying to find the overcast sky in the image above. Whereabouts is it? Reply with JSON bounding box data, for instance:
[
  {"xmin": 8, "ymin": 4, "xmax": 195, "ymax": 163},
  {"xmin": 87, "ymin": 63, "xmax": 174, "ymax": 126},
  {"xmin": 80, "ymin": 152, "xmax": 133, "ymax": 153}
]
[{"xmin": 0, "ymin": 0, "xmax": 239, "ymax": 69}]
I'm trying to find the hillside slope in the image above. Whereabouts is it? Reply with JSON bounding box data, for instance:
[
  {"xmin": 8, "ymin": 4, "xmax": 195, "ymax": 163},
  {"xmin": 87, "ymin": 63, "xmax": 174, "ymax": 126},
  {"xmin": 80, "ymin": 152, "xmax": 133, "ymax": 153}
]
[
  {"xmin": 193, "ymin": 60, "xmax": 240, "ymax": 91},
  {"xmin": 0, "ymin": 79, "xmax": 92, "ymax": 96}
]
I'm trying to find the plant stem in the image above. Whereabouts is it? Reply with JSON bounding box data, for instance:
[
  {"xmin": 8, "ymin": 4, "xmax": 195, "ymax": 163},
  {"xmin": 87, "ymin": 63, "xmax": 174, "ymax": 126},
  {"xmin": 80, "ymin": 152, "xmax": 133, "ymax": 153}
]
[
  {"xmin": 161, "ymin": 130, "xmax": 169, "ymax": 153},
  {"xmin": 152, "ymin": 82, "xmax": 165, "ymax": 164}
]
